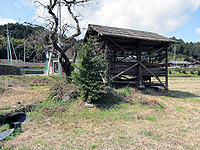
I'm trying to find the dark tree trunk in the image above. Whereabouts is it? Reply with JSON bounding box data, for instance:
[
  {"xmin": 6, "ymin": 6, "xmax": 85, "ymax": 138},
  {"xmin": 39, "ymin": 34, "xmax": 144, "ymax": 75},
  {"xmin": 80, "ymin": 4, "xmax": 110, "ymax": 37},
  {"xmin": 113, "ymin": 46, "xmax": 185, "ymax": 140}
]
[
  {"xmin": 39, "ymin": 0, "xmax": 89, "ymax": 81},
  {"xmin": 59, "ymin": 52, "xmax": 72, "ymax": 82}
]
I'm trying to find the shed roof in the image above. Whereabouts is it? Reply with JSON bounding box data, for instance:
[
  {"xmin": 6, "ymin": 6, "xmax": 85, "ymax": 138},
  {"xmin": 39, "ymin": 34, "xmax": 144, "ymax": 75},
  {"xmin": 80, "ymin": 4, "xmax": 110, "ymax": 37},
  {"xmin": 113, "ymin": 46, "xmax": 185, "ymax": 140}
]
[{"xmin": 86, "ymin": 24, "xmax": 177, "ymax": 43}]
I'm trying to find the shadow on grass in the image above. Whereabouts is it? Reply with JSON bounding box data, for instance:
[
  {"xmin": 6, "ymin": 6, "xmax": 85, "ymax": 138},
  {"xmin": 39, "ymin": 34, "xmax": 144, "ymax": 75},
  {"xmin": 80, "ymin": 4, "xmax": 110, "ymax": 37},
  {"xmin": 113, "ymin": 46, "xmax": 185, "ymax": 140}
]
[
  {"xmin": 0, "ymin": 114, "xmax": 4, "ymax": 126},
  {"xmin": 168, "ymin": 90, "xmax": 200, "ymax": 99},
  {"xmin": 140, "ymin": 87, "xmax": 200, "ymax": 99},
  {"xmin": 94, "ymin": 88, "xmax": 130, "ymax": 110}
]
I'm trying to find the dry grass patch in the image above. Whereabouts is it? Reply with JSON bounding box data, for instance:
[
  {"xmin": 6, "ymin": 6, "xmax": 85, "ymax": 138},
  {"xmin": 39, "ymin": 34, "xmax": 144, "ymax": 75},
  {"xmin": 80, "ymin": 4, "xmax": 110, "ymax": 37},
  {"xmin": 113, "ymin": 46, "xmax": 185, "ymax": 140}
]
[{"xmin": 1, "ymin": 76, "xmax": 200, "ymax": 149}]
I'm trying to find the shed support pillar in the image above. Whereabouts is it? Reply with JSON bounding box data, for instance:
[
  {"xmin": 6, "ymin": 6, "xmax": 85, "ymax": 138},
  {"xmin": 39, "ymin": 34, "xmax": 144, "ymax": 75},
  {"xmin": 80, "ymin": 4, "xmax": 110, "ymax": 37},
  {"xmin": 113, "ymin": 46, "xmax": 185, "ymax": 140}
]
[
  {"xmin": 165, "ymin": 47, "xmax": 168, "ymax": 88},
  {"xmin": 137, "ymin": 41, "xmax": 143, "ymax": 88},
  {"xmin": 104, "ymin": 38, "xmax": 109, "ymax": 81}
]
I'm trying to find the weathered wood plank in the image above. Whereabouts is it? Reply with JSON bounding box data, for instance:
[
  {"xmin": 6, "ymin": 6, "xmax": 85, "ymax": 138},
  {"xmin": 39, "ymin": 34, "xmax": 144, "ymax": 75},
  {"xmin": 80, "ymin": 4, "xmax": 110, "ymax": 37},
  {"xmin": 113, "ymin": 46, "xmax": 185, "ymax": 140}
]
[
  {"xmin": 107, "ymin": 36, "xmax": 169, "ymax": 89},
  {"xmin": 112, "ymin": 81, "xmax": 137, "ymax": 84},
  {"xmin": 109, "ymin": 67, "xmax": 165, "ymax": 72},
  {"xmin": 110, "ymin": 62, "xmax": 165, "ymax": 68}
]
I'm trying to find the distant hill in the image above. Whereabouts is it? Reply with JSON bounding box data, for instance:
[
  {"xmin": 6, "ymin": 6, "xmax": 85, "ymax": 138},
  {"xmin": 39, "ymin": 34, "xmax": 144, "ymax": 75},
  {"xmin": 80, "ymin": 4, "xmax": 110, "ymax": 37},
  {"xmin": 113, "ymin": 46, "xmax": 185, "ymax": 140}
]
[
  {"xmin": 0, "ymin": 23, "xmax": 47, "ymax": 62},
  {"xmin": 168, "ymin": 38, "xmax": 200, "ymax": 63},
  {"xmin": 0, "ymin": 23, "xmax": 44, "ymax": 39},
  {"xmin": 0, "ymin": 23, "xmax": 199, "ymax": 63},
  {"xmin": 0, "ymin": 23, "xmax": 82, "ymax": 63}
]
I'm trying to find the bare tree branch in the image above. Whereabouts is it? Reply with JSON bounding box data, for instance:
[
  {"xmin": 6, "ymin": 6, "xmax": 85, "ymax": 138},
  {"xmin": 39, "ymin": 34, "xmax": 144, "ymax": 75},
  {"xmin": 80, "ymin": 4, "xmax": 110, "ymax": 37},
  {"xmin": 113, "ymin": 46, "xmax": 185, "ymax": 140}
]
[
  {"xmin": 30, "ymin": 0, "xmax": 90, "ymax": 81},
  {"xmin": 66, "ymin": 4, "xmax": 81, "ymax": 39}
]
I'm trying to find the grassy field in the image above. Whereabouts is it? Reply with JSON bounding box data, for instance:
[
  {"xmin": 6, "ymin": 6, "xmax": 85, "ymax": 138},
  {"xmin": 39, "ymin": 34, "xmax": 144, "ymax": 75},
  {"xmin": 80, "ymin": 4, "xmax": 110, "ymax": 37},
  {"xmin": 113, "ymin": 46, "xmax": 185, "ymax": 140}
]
[
  {"xmin": 169, "ymin": 68, "xmax": 200, "ymax": 77},
  {"xmin": 0, "ymin": 75, "xmax": 200, "ymax": 149}
]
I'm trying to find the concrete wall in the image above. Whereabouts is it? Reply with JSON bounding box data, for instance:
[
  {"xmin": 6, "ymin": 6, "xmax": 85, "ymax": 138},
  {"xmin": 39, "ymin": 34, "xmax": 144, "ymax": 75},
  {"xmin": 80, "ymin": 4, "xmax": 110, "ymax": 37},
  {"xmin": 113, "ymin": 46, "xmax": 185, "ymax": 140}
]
[{"xmin": 0, "ymin": 65, "xmax": 21, "ymax": 75}]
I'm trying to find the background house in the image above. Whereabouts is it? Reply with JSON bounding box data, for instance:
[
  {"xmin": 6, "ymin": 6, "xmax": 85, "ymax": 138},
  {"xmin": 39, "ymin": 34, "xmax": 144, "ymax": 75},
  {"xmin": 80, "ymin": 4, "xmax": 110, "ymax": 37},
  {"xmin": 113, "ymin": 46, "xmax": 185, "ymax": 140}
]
[
  {"xmin": 190, "ymin": 61, "xmax": 200, "ymax": 67},
  {"xmin": 168, "ymin": 60, "xmax": 191, "ymax": 68},
  {"xmin": 45, "ymin": 45, "xmax": 80, "ymax": 74}
]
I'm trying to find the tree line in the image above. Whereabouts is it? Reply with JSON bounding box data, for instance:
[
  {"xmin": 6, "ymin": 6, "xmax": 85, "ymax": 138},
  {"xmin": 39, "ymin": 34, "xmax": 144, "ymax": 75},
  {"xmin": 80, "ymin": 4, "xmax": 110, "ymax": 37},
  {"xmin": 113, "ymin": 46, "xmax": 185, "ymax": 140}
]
[
  {"xmin": 0, "ymin": 23, "xmax": 49, "ymax": 62},
  {"xmin": 168, "ymin": 37, "xmax": 200, "ymax": 62},
  {"xmin": 0, "ymin": 23, "xmax": 200, "ymax": 63}
]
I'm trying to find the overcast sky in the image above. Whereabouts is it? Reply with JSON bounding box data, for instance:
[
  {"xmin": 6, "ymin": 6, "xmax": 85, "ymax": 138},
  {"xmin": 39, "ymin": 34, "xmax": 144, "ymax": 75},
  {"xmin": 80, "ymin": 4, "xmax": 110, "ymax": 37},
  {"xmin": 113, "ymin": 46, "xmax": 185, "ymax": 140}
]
[{"xmin": 0, "ymin": 0, "xmax": 200, "ymax": 42}]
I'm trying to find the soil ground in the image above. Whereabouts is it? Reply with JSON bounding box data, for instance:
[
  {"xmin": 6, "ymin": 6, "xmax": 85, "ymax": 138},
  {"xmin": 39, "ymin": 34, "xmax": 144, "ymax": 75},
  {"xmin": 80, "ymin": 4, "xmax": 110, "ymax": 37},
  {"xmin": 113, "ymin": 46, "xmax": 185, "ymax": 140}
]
[{"xmin": 0, "ymin": 76, "xmax": 200, "ymax": 149}]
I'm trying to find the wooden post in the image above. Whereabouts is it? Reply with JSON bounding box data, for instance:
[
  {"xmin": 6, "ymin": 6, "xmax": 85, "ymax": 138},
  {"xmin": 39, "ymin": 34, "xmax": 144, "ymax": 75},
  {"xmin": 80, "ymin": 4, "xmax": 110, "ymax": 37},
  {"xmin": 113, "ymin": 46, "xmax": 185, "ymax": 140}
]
[
  {"xmin": 148, "ymin": 52, "xmax": 152, "ymax": 83},
  {"xmin": 165, "ymin": 46, "xmax": 168, "ymax": 88},
  {"xmin": 137, "ymin": 40, "xmax": 143, "ymax": 87},
  {"xmin": 104, "ymin": 39, "xmax": 109, "ymax": 80}
]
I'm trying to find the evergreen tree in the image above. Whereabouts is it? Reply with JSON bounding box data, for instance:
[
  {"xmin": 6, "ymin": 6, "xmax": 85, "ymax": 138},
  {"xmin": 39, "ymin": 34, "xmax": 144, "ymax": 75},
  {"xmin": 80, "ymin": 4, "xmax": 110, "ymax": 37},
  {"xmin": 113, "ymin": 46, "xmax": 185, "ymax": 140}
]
[{"xmin": 70, "ymin": 36, "xmax": 107, "ymax": 102}]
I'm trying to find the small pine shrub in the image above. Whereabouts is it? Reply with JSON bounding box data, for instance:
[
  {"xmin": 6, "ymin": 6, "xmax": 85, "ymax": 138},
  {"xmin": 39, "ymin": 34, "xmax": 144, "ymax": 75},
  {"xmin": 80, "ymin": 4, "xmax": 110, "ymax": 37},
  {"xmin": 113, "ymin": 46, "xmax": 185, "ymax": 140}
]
[{"xmin": 70, "ymin": 36, "xmax": 107, "ymax": 102}]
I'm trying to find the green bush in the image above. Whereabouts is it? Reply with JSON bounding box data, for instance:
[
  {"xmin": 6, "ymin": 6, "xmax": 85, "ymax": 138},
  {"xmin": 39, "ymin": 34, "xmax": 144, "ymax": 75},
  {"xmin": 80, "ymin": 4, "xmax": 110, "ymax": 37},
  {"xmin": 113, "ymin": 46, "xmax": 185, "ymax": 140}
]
[{"xmin": 70, "ymin": 36, "xmax": 107, "ymax": 102}]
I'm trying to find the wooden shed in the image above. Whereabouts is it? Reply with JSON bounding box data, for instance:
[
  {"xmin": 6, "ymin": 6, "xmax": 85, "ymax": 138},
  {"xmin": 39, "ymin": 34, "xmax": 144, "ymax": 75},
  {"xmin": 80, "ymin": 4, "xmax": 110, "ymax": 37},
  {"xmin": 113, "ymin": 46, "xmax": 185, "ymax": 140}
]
[{"xmin": 84, "ymin": 24, "xmax": 177, "ymax": 89}]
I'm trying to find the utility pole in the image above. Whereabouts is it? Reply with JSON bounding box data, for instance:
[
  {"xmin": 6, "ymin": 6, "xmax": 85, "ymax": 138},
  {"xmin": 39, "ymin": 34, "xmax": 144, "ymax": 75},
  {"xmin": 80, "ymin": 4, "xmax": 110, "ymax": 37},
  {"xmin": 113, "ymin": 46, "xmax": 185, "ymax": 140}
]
[
  {"xmin": 10, "ymin": 36, "xmax": 20, "ymax": 67},
  {"xmin": 7, "ymin": 25, "xmax": 13, "ymax": 65},
  {"xmin": 6, "ymin": 24, "xmax": 20, "ymax": 67},
  {"xmin": 7, "ymin": 30, "xmax": 10, "ymax": 65}
]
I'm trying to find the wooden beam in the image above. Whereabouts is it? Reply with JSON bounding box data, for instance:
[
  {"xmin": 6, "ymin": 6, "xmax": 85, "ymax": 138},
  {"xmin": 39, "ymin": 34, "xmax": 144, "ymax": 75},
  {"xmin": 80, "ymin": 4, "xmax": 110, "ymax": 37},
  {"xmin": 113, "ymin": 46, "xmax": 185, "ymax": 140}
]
[
  {"xmin": 165, "ymin": 47, "xmax": 168, "ymax": 88},
  {"xmin": 108, "ymin": 44, "xmax": 168, "ymax": 80},
  {"xmin": 151, "ymin": 51, "xmax": 162, "ymax": 63},
  {"xmin": 137, "ymin": 40, "xmax": 143, "ymax": 86},
  {"xmin": 109, "ymin": 62, "xmax": 139, "ymax": 77},
  {"xmin": 104, "ymin": 38, "xmax": 109, "ymax": 80},
  {"xmin": 107, "ymin": 37, "xmax": 169, "ymax": 90},
  {"xmin": 111, "ymin": 62, "xmax": 165, "ymax": 67},
  {"xmin": 107, "ymin": 37, "xmax": 166, "ymax": 77}
]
